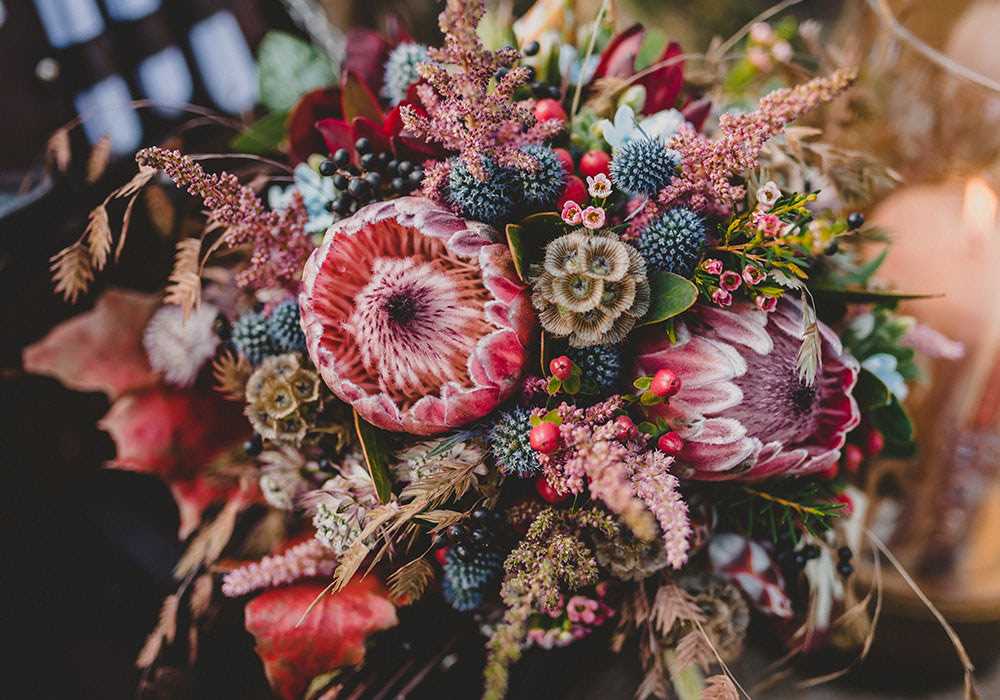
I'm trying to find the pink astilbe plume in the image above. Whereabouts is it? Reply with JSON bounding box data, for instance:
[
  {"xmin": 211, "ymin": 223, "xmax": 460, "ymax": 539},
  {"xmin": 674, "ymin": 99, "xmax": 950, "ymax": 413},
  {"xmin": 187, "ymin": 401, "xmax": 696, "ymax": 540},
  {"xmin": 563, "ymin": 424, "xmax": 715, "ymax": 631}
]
[
  {"xmin": 135, "ymin": 148, "xmax": 311, "ymax": 289},
  {"xmin": 657, "ymin": 68, "xmax": 857, "ymax": 213},
  {"xmin": 400, "ymin": 0, "xmax": 562, "ymax": 186},
  {"xmin": 221, "ymin": 538, "xmax": 338, "ymax": 597}
]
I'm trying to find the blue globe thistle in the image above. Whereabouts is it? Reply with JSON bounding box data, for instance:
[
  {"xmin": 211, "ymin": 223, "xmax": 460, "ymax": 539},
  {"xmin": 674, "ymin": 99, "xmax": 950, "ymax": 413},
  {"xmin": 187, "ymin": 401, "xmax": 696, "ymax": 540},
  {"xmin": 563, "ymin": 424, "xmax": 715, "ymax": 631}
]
[
  {"xmin": 635, "ymin": 207, "xmax": 707, "ymax": 277},
  {"xmin": 487, "ymin": 407, "xmax": 540, "ymax": 478},
  {"xmin": 231, "ymin": 312, "xmax": 276, "ymax": 365},
  {"xmin": 442, "ymin": 547, "xmax": 505, "ymax": 612},
  {"xmin": 266, "ymin": 299, "xmax": 307, "ymax": 355},
  {"xmin": 566, "ymin": 344, "xmax": 625, "ymax": 394},
  {"xmin": 380, "ymin": 42, "xmax": 430, "ymax": 105},
  {"xmin": 610, "ymin": 138, "xmax": 680, "ymax": 197},
  {"xmin": 510, "ymin": 144, "xmax": 565, "ymax": 211},
  {"xmin": 447, "ymin": 157, "xmax": 515, "ymax": 226}
]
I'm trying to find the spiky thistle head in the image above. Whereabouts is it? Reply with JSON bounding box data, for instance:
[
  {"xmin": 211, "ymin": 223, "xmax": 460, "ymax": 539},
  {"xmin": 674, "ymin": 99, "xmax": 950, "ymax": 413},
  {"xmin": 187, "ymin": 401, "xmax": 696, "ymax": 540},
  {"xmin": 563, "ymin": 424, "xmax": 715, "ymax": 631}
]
[
  {"xmin": 611, "ymin": 137, "xmax": 680, "ymax": 197},
  {"xmin": 635, "ymin": 207, "xmax": 707, "ymax": 277},
  {"xmin": 511, "ymin": 144, "xmax": 566, "ymax": 211},
  {"xmin": 566, "ymin": 344, "xmax": 625, "ymax": 394},
  {"xmin": 381, "ymin": 42, "xmax": 430, "ymax": 105},
  {"xmin": 446, "ymin": 156, "xmax": 515, "ymax": 225},
  {"xmin": 488, "ymin": 407, "xmax": 540, "ymax": 478},
  {"xmin": 231, "ymin": 311, "xmax": 276, "ymax": 364},
  {"xmin": 442, "ymin": 546, "xmax": 505, "ymax": 611},
  {"xmin": 267, "ymin": 299, "xmax": 307, "ymax": 355}
]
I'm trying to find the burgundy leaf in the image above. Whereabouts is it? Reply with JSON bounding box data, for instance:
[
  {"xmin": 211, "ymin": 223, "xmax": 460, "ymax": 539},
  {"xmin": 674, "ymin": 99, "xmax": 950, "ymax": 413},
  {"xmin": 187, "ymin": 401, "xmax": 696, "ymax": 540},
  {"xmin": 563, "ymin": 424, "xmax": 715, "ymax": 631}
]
[
  {"xmin": 288, "ymin": 88, "xmax": 344, "ymax": 163},
  {"xmin": 594, "ymin": 24, "xmax": 645, "ymax": 80},
  {"xmin": 639, "ymin": 41, "xmax": 684, "ymax": 114},
  {"xmin": 344, "ymin": 28, "xmax": 393, "ymax": 94}
]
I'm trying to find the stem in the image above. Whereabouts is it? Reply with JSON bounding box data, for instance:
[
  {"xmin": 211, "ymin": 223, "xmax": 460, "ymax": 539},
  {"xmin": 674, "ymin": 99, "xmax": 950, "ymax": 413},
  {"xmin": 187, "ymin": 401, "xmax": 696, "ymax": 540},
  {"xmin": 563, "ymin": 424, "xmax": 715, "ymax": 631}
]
[
  {"xmin": 742, "ymin": 486, "xmax": 830, "ymax": 518},
  {"xmin": 665, "ymin": 649, "xmax": 705, "ymax": 700}
]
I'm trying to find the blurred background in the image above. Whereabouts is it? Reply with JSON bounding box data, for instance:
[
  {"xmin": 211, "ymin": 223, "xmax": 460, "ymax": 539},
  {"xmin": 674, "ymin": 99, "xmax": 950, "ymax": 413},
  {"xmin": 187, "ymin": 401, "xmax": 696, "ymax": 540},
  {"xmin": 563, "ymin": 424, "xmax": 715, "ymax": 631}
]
[{"xmin": 2, "ymin": 0, "xmax": 1000, "ymax": 698}]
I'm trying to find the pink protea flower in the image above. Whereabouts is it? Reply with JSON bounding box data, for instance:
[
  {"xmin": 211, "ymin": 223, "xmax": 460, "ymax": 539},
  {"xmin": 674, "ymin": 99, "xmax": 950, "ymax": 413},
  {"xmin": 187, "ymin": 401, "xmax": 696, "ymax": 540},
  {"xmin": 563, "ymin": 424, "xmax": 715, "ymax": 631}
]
[
  {"xmin": 634, "ymin": 297, "xmax": 860, "ymax": 481},
  {"xmin": 300, "ymin": 196, "xmax": 535, "ymax": 435}
]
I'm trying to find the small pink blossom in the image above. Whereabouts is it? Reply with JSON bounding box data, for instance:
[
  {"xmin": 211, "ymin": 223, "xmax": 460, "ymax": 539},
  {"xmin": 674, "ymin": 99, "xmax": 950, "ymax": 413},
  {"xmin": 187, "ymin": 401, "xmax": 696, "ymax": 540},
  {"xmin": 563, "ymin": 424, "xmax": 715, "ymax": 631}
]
[
  {"xmin": 712, "ymin": 288, "xmax": 733, "ymax": 307},
  {"xmin": 586, "ymin": 173, "xmax": 613, "ymax": 198},
  {"xmin": 772, "ymin": 41, "xmax": 793, "ymax": 63},
  {"xmin": 756, "ymin": 181, "xmax": 781, "ymax": 208},
  {"xmin": 720, "ymin": 271, "xmax": 742, "ymax": 291},
  {"xmin": 581, "ymin": 206, "xmax": 606, "ymax": 230},
  {"xmin": 561, "ymin": 200, "xmax": 583, "ymax": 225},
  {"xmin": 742, "ymin": 265, "xmax": 765, "ymax": 285},
  {"xmin": 756, "ymin": 295, "xmax": 778, "ymax": 312},
  {"xmin": 570, "ymin": 624, "xmax": 590, "ymax": 640},
  {"xmin": 747, "ymin": 46, "xmax": 773, "ymax": 72},
  {"xmin": 754, "ymin": 211, "xmax": 784, "ymax": 238},
  {"xmin": 567, "ymin": 595, "xmax": 600, "ymax": 624},
  {"xmin": 525, "ymin": 629, "xmax": 548, "ymax": 647},
  {"xmin": 749, "ymin": 22, "xmax": 775, "ymax": 45},
  {"xmin": 704, "ymin": 258, "xmax": 724, "ymax": 275}
]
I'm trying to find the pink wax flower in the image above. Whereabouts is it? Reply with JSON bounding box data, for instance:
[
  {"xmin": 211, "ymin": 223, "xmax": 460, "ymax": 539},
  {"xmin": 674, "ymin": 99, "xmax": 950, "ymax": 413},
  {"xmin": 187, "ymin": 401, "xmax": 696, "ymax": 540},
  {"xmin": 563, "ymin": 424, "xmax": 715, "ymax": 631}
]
[
  {"xmin": 754, "ymin": 211, "xmax": 784, "ymax": 238},
  {"xmin": 704, "ymin": 258, "xmax": 724, "ymax": 275},
  {"xmin": 747, "ymin": 46, "xmax": 773, "ymax": 72},
  {"xmin": 743, "ymin": 265, "xmax": 766, "ymax": 285},
  {"xmin": 720, "ymin": 271, "xmax": 742, "ymax": 291},
  {"xmin": 300, "ymin": 197, "xmax": 535, "ymax": 435},
  {"xmin": 634, "ymin": 297, "xmax": 860, "ymax": 481},
  {"xmin": 566, "ymin": 595, "xmax": 600, "ymax": 624},
  {"xmin": 756, "ymin": 181, "xmax": 781, "ymax": 209},
  {"xmin": 561, "ymin": 200, "xmax": 583, "ymax": 225},
  {"xmin": 586, "ymin": 173, "xmax": 613, "ymax": 199},
  {"xmin": 712, "ymin": 288, "xmax": 733, "ymax": 307},
  {"xmin": 749, "ymin": 22, "xmax": 775, "ymax": 45},
  {"xmin": 756, "ymin": 295, "xmax": 778, "ymax": 312},
  {"xmin": 581, "ymin": 206, "xmax": 606, "ymax": 230},
  {"xmin": 772, "ymin": 40, "xmax": 793, "ymax": 63}
]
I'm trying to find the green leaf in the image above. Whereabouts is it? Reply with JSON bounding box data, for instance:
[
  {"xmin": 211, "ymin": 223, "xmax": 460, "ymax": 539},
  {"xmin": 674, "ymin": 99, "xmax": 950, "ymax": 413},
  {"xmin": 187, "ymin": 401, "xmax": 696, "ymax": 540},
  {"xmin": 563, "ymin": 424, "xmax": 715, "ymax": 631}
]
[
  {"xmin": 506, "ymin": 213, "xmax": 564, "ymax": 282},
  {"xmin": 633, "ymin": 376, "xmax": 652, "ymax": 390},
  {"xmin": 529, "ymin": 414, "xmax": 542, "ymax": 427},
  {"xmin": 542, "ymin": 409, "xmax": 563, "ymax": 426},
  {"xmin": 637, "ymin": 421, "xmax": 656, "ymax": 436},
  {"xmin": 257, "ymin": 31, "xmax": 338, "ymax": 112},
  {"xmin": 231, "ymin": 111, "xmax": 289, "ymax": 155},
  {"xmin": 854, "ymin": 368, "xmax": 891, "ymax": 412},
  {"xmin": 637, "ymin": 271, "xmax": 698, "ymax": 326},
  {"xmin": 547, "ymin": 376, "xmax": 562, "ymax": 394},
  {"xmin": 810, "ymin": 286, "xmax": 941, "ymax": 304},
  {"xmin": 870, "ymin": 396, "xmax": 914, "ymax": 446},
  {"xmin": 353, "ymin": 411, "xmax": 393, "ymax": 504},
  {"xmin": 505, "ymin": 224, "xmax": 528, "ymax": 282},
  {"xmin": 562, "ymin": 373, "xmax": 581, "ymax": 395},
  {"xmin": 837, "ymin": 246, "xmax": 888, "ymax": 286},
  {"xmin": 640, "ymin": 391, "xmax": 661, "ymax": 406}
]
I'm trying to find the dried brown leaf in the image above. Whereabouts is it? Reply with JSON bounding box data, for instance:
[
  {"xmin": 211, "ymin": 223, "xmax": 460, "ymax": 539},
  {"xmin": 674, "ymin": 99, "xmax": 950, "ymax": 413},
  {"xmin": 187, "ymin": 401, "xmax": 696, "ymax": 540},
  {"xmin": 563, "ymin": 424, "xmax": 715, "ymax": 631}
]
[
  {"xmin": 115, "ymin": 193, "xmax": 139, "ymax": 262},
  {"xmin": 212, "ymin": 350, "xmax": 253, "ymax": 400},
  {"xmin": 635, "ymin": 666, "xmax": 670, "ymax": 700},
  {"xmin": 85, "ymin": 205, "xmax": 112, "ymax": 270},
  {"xmin": 50, "ymin": 243, "xmax": 94, "ymax": 303},
  {"xmin": 163, "ymin": 238, "xmax": 202, "ymax": 318},
  {"xmin": 701, "ymin": 674, "xmax": 739, "ymax": 700},
  {"xmin": 143, "ymin": 185, "xmax": 176, "ymax": 237},
  {"xmin": 47, "ymin": 128, "xmax": 71, "ymax": 174},
  {"xmin": 331, "ymin": 541, "xmax": 369, "ymax": 594},
  {"xmin": 135, "ymin": 594, "xmax": 179, "ymax": 669},
  {"xmin": 115, "ymin": 164, "xmax": 156, "ymax": 198},
  {"xmin": 653, "ymin": 583, "xmax": 704, "ymax": 636},
  {"xmin": 87, "ymin": 134, "xmax": 112, "ymax": 184},
  {"xmin": 387, "ymin": 558, "xmax": 434, "ymax": 604},
  {"xmin": 672, "ymin": 630, "xmax": 713, "ymax": 677},
  {"xmin": 189, "ymin": 573, "xmax": 214, "ymax": 618}
]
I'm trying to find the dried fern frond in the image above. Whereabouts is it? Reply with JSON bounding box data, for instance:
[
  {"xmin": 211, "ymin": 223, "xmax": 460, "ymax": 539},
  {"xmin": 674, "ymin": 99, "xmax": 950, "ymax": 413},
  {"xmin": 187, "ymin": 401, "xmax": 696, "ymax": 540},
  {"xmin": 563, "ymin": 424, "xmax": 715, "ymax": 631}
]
[
  {"xmin": 143, "ymin": 185, "xmax": 176, "ymax": 237},
  {"xmin": 85, "ymin": 205, "xmax": 112, "ymax": 270},
  {"xmin": 189, "ymin": 574, "xmax": 214, "ymax": 618},
  {"xmin": 672, "ymin": 630, "xmax": 714, "ymax": 676},
  {"xmin": 653, "ymin": 582, "xmax": 704, "ymax": 636},
  {"xmin": 87, "ymin": 134, "xmax": 112, "ymax": 184},
  {"xmin": 399, "ymin": 458, "xmax": 481, "ymax": 508},
  {"xmin": 387, "ymin": 558, "xmax": 434, "ymax": 604},
  {"xmin": 701, "ymin": 674, "xmax": 739, "ymax": 700},
  {"xmin": 50, "ymin": 243, "xmax": 94, "ymax": 303},
  {"xmin": 331, "ymin": 541, "xmax": 369, "ymax": 593},
  {"xmin": 163, "ymin": 238, "xmax": 203, "ymax": 318},
  {"xmin": 212, "ymin": 351, "xmax": 252, "ymax": 400},
  {"xmin": 136, "ymin": 594, "xmax": 179, "ymax": 669},
  {"xmin": 635, "ymin": 666, "xmax": 671, "ymax": 700},
  {"xmin": 115, "ymin": 164, "xmax": 157, "ymax": 199},
  {"xmin": 46, "ymin": 128, "xmax": 71, "ymax": 174}
]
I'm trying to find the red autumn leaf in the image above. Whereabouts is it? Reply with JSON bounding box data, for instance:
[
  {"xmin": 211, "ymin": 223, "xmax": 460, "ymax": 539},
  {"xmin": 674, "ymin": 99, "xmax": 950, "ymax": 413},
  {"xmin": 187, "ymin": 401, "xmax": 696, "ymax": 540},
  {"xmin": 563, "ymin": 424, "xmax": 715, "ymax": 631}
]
[
  {"xmin": 343, "ymin": 28, "xmax": 393, "ymax": 93},
  {"xmin": 594, "ymin": 24, "xmax": 645, "ymax": 80},
  {"xmin": 341, "ymin": 70, "xmax": 385, "ymax": 125},
  {"xmin": 98, "ymin": 386, "xmax": 250, "ymax": 481},
  {"xmin": 22, "ymin": 288, "xmax": 158, "ymax": 400},
  {"xmin": 287, "ymin": 88, "xmax": 344, "ymax": 164},
  {"xmin": 245, "ymin": 578, "xmax": 398, "ymax": 700},
  {"xmin": 639, "ymin": 41, "xmax": 684, "ymax": 114},
  {"xmin": 170, "ymin": 476, "xmax": 258, "ymax": 540}
]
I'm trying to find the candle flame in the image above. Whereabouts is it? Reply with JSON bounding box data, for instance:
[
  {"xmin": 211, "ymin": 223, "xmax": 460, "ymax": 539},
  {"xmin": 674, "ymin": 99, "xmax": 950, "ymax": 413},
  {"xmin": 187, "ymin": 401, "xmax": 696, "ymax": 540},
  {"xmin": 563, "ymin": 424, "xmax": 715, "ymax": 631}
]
[{"xmin": 963, "ymin": 177, "xmax": 998, "ymax": 234}]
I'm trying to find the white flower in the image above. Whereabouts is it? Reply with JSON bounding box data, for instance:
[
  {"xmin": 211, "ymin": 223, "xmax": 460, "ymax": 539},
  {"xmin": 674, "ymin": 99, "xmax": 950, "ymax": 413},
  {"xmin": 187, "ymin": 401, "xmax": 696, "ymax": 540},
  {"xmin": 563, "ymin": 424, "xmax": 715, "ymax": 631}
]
[
  {"xmin": 143, "ymin": 303, "xmax": 220, "ymax": 386},
  {"xmin": 586, "ymin": 173, "xmax": 612, "ymax": 198},
  {"xmin": 600, "ymin": 105, "xmax": 685, "ymax": 149},
  {"xmin": 267, "ymin": 163, "xmax": 336, "ymax": 234},
  {"xmin": 862, "ymin": 353, "xmax": 909, "ymax": 400},
  {"xmin": 600, "ymin": 105, "xmax": 641, "ymax": 149},
  {"xmin": 637, "ymin": 109, "xmax": 685, "ymax": 142},
  {"xmin": 756, "ymin": 181, "xmax": 782, "ymax": 208}
]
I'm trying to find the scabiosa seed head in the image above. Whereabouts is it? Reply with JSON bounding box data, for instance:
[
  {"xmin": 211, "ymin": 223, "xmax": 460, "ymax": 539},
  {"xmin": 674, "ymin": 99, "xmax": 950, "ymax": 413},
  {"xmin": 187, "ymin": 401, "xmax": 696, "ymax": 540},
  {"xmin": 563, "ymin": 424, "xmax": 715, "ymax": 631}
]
[
  {"xmin": 635, "ymin": 207, "xmax": 707, "ymax": 277},
  {"xmin": 488, "ymin": 407, "xmax": 541, "ymax": 478},
  {"xmin": 446, "ymin": 156, "xmax": 515, "ymax": 225},
  {"xmin": 566, "ymin": 344, "xmax": 624, "ymax": 393},
  {"xmin": 510, "ymin": 143, "xmax": 566, "ymax": 211},
  {"xmin": 610, "ymin": 137, "xmax": 680, "ymax": 197},
  {"xmin": 442, "ymin": 546, "xmax": 505, "ymax": 611},
  {"xmin": 143, "ymin": 303, "xmax": 220, "ymax": 386},
  {"xmin": 267, "ymin": 299, "xmax": 307, "ymax": 355},
  {"xmin": 381, "ymin": 42, "xmax": 430, "ymax": 105},
  {"xmin": 245, "ymin": 353, "xmax": 324, "ymax": 444},
  {"xmin": 231, "ymin": 311, "xmax": 277, "ymax": 364}
]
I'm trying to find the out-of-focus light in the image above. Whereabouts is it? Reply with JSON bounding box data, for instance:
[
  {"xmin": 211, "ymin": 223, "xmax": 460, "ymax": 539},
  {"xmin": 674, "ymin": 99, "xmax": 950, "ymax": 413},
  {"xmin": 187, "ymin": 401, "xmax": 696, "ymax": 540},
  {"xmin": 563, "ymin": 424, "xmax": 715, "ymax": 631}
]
[{"xmin": 963, "ymin": 177, "xmax": 998, "ymax": 235}]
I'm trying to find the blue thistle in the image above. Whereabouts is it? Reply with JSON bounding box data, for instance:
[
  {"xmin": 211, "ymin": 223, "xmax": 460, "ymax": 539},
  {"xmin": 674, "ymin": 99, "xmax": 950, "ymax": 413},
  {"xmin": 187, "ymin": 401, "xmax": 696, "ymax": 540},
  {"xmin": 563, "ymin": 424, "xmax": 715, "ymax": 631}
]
[
  {"xmin": 487, "ymin": 407, "xmax": 540, "ymax": 478},
  {"xmin": 266, "ymin": 299, "xmax": 307, "ymax": 355},
  {"xmin": 510, "ymin": 144, "xmax": 565, "ymax": 211},
  {"xmin": 635, "ymin": 207, "xmax": 707, "ymax": 277},
  {"xmin": 231, "ymin": 312, "xmax": 276, "ymax": 364},
  {"xmin": 442, "ymin": 547, "xmax": 505, "ymax": 612},
  {"xmin": 610, "ymin": 138, "xmax": 680, "ymax": 197},
  {"xmin": 381, "ymin": 42, "xmax": 430, "ymax": 105},
  {"xmin": 567, "ymin": 344, "xmax": 625, "ymax": 394},
  {"xmin": 447, "ymin": 157, "xmax": 515, "ymax": 226}
]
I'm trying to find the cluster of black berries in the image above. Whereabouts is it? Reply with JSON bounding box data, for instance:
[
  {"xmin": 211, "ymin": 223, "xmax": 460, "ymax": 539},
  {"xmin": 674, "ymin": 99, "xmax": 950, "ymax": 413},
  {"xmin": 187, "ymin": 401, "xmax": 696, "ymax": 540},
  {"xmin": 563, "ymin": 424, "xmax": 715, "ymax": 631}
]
[
  {"xmin": 773, "ymin": 530, "xmax": 822, "ymax": 570},
  {"xmin": 441, "ymin": 508, "xmax": 506, "ymax": 611},
  {"xmin": 318, "ymin": 138, "xmax": 425, "ymax": 216},
  {"xmin": 492, "ymin": 41, "xmax": 561, "ymax": 99},
  {"xmin": 835, "ymin": 546, "xmax": 854, "ymax": 578},
  {"xmin": 444, "ymin": 507, "xmax": 503, "ymax": 561}
]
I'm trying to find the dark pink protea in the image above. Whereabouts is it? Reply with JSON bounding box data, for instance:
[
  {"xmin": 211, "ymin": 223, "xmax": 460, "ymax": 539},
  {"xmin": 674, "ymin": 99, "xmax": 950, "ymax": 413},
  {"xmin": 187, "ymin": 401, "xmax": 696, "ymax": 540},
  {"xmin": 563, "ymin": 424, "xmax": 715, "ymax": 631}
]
[
  {"xmin": 634, "ymin": 297, "xmax": 859, "ymax": 481},
  {"xmin": 300, "ymin": 196, "xmax": 535, "ymax": 435}
]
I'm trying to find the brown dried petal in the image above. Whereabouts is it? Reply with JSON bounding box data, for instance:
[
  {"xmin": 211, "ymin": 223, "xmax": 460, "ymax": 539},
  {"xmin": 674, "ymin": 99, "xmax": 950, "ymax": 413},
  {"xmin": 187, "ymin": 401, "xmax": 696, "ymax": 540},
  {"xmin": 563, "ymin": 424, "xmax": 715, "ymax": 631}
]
[{"xmin": 583, "ymin": 236, "xmax": 630, "ymax": 281}]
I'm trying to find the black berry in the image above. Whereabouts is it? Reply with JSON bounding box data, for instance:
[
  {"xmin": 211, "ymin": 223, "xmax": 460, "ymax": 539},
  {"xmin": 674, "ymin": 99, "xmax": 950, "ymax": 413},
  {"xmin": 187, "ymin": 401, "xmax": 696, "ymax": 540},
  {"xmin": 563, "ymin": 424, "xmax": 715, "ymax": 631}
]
[
  {"xmin": 453, "ymin": 543, "xmax": 471, "ymax": 561},
  {"xmin": 445, "ymin": 524, "xmax": 465, "ymax": 542},
  {"xmin": 364, "ymin": 172, "xmax": 382, "ymax": 188},
  {"xmin": 391, "ymin": 177, "xmax": 407, "ymax": 194},
  {"xmin": 333, "ymin": 174, "xmax": 349, "ymax": 191},
  {"xmin": 495, "ymin": 67, "xmax": 508, "ymax": 80},
  {"xmin": 847, "ymin": 212, "xmax": 864, "ymax": 230},
  {"xmin": 354, "ymin": 137, "xmax": 372, "ymax": 155},
  {"xmin": 837, "ymin": 546, "xmax": 853, "ymax": 562},
  {"xmin": 547, "ymin": 85, "xmax": 562, "ymax": 100},
  {"xmin": 332, "ymin": 149, "xmax": 351, "ymax": 168},
  {"xmin": 469, "ymin": 528, "xmax": 490, "ymax": 546},
  {"xmin": 802, "ymin": 544, "xmax": 821, "ymax": 560},
  {"xmin": 360, "ymin": 153, "xmax": 377, "ymax": 171},
  {"xmin": 347, "ymin": 178, "xmax": 370, "ymax": 200},
  {"xmin": 397, "ymin": 160, "xmax": 413, "ymax": 177},
  {"xmin": 837, "ymin": 561, "xmax": 854, "ymax": 577},
  {"xmin": 319, "ymin": 159, "xmax": 337, "ymax": 177},
  {"xmin": 244, "ymin": 434, "xmax": 263, "ymax": 457},
  {"xmin": 523, "ymin": 40, "xmax": 540, "ymax": 56},
  {"xmin": 531, "ymin": 81, "xmax": 548, "ymax": 98},
  {"xmin": 471, "ymin": 508, "xmax": 490, "ymax": 523}
]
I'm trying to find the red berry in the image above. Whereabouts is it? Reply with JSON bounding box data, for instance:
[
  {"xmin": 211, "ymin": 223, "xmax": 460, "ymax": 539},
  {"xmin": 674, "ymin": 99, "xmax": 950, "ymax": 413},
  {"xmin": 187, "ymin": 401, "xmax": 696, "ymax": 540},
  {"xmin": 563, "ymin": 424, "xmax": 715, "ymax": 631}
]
[
  {"xmin": 434, "ymin": 546, "xmax": 449, "ymax": 565},
  {"xmin": 549, "ymin": 355, "xmax": 573, "ymax": 381},
  {"xmin": 650, "ymin": 369, "xmax": 681, "ymax": 398},
  {"xmin": 834, "ymin": 493, "xmax": 854, "ymax": 517},
  {"xmin": 535, "ymin": 475, "xmax": 570, "ymax": 504},
  {"xmin": 818, "ymin": 461, "xmax": 839, "ymax": 481},
  {"xmin": 657, "ymin": 431, "xmax": 684, "ymax": 454},
  {"xmin": 529, "ymin": 421, "xmax": 561, "ymax": 454},
  {"xmin": 580, "ymin": 150, "xmax": 611, "ymax": 178},
  {"xmin": 553, "ymin": 148, "xmax": 574, "ymax": 176},
  {"xmin": 842, "ymin": 444, "xmax": 864, "ymax": 474},
  {"xmin": 556, "ymin": 176, "xmax": 587, "ymax": 210},
  {"xmin": 534, "ymin": 98, "xmax": 567, "ymax": 124},
  {"xmin": 864, "ymin": 429, "xmax": 885, "ymax": 458},
  {"xmin": 613, "ymin": 415, "xmax": 637, "ymax": 440}
]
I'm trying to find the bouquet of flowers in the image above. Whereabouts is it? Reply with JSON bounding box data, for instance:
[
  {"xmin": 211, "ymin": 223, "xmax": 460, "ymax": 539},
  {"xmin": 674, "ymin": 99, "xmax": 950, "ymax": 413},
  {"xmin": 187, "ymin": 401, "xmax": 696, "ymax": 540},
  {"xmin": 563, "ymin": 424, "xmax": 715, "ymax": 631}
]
[{"xmin": 25, "ymin": 0, "xmax": 976, "ymax": 698}]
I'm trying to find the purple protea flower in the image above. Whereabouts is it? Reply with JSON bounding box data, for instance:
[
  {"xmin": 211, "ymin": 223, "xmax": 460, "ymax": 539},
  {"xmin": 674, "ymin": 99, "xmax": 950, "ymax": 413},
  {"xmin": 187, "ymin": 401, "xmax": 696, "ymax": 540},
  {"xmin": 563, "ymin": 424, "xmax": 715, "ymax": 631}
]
[
  {"xmin": 300, "ymin": 196, "xmax": 536, "ymax": 435},
  {"xmin": 634, "ymin": 296, "xmax": 860, "ymax": 481}
]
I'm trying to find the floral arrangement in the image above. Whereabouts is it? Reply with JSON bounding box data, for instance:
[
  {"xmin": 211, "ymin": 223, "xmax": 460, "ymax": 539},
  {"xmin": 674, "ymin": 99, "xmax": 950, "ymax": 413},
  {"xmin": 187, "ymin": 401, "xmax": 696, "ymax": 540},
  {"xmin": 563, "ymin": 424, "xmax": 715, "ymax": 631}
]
[{"xmin": 25, "ymin": 1, "xmax": 977, "ymax": 698}]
